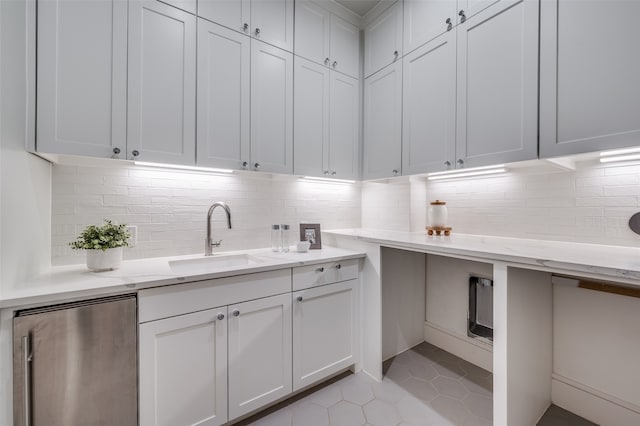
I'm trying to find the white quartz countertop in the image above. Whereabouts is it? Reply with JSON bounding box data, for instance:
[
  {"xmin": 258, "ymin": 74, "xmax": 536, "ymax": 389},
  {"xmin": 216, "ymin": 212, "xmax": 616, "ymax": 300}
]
[
  {"xmin": 325, "ymin": 228, "xmax": 640, "ymax": 283},
  {"xmin": 0, "ymin": 247, "xmax": 365, "ymax": 309}
]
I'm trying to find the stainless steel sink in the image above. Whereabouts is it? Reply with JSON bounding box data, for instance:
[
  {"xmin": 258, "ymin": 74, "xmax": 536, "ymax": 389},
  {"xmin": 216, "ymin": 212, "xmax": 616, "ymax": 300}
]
[{"xmin": 169, "ymin": 254, "xmax": 263, "ymax": 275}]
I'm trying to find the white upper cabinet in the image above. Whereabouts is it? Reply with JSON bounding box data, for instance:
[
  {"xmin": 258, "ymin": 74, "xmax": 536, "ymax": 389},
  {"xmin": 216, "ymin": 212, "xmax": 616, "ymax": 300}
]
[
  {"xmin": 402, "ymin": 31, "xmax": 456, "ymax": 175},
  {"xmin": 329, "ymin": 14, "xmax": 360, "ymax": 78},
  {"xmin": 364, "ymin": 1, "xmax": 403, "ymax": 78},
  {"xmin": 404, "ymin": 0, "xmax": 457, "ymax": 55},
  {"xmin": 455, "ymin": 0, "xmax": 538, "ymax": 168},
  {"xmin": 540, "ymin": 0, "xmax": 640, "ymax": 158},
  {"xmin": 128, "ymin": 0, "xmax": 196, "ymax": 165},
  {"xmin": 364, "ymin": 61, "xmax": 403, "ymax": 180},
  {"xmin": 37, "ymin": 0, "xmax": 127, "ymax": 158},
  {"xmin": 251, "ymin": 41, "xmax": 294, "ymax": 174},
  {"xmin": 139, "ymin": 307, "xmax": 228, "ymax": 426},
  {"xmin": 228, "ymin": 293, "xmax": 292, "ymax": 420},
  {"xmin": 295, "ymin": 2, "xmax": 359, "ymax": 78},
  {"xmin": 294, "ymin": 58, "xmax": 331, "ymax": 177},
  {"xmin": 197, "ymin": 19, "xmax": 251, "ymax": 170},
  {"xmin": 199, "ymin": 0, "xmax": 293, "ymax": 51},
  {"xmin": 158, "ymin": 0, "xmax": 197, "ymax": 14},
  {"xmin": 294, "ymin": 57, "xmax": 359, "ymax": 179}
]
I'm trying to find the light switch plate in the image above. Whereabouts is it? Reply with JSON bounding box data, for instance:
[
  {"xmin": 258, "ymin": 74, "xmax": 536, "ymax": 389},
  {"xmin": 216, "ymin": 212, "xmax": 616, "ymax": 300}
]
[{"xmin": 126, "ymin": 225, "xmax": 138, "ymax": 247}]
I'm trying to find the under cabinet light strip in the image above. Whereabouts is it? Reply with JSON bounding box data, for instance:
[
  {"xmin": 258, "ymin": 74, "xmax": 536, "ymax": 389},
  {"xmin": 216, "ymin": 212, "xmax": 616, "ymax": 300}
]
[
  {"xmin": 301, "ymin": 176, "xmax": 356, "ymax": 184},
  {"xmin": 134, "ymin": 161, "xmax": 234, "ymax": 174},
  {"xmin": 427, "ymin": 164, "xmax": 506, "ymax": 177},
  {"xmin": 599, "ymin": 147, "xmax": 640, "ymax": 158},
  {"xmin": 599, "ymin": 154, "xmax": 640, "ymax": 164},
  {"xmin": 427, "ymin": 168, "xmax": 508, "ymax": 181}
]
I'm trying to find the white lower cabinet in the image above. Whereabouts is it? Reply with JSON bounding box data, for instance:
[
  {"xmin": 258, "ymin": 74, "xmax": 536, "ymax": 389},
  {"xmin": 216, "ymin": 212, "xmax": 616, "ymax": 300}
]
[
  {"xmin": 139, "ymin": 307, "xmax": 228, "ymax": 426},
  {"xmin": 293, "ymin": 280, "xmax": 356, "ymax": 391},
  {"xmin": 228, "ymin": 293, "xmax": 293, "ymax": 419}
]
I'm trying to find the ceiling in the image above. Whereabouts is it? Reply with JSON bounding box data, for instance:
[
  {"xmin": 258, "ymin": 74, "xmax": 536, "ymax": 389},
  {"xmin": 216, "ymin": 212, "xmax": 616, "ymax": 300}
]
[{"xmin": 334, "ymin": 0, "xmax": 383, "ymax": 17}]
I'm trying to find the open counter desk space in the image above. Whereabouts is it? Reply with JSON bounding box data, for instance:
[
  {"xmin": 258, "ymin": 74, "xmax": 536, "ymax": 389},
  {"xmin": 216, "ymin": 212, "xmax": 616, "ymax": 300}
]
[
  {"xmin": 324, "ymin": 228, "xmax": 640, "ymax": 284},
  {"xmin": 324, "ymin": 228, "xmax": 640, "ymax": 426},
  {"xmin": 0, "ymin": 247, "xmax": 365, "ymax": 309}
]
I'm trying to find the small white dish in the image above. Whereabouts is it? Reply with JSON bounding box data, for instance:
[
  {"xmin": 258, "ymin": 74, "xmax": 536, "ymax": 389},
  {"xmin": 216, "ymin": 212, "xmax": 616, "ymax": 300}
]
[{"xmin": 296, "ymin": 241, "xmax": 311, "ymax": 252}]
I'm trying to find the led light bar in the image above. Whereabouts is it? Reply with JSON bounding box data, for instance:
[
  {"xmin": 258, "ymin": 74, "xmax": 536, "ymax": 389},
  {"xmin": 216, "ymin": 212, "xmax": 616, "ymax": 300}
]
[
  {"xmin": 427, "ymin": 165, "xmax": 507, "ymax": 181},
  {"xmin": 134, "ymin": 161, "xmax": 233, "ymax": 174},
  {"xmin": 301, "ymin": 176, "xmax": 356, "ymax": 184},
  {"xmin": 599, "ymin": 147, "xmax": 640, "ymax": 157},
  {"xmin": 599, "ymin": 154, "xmax": 640, "ymax": 164}
]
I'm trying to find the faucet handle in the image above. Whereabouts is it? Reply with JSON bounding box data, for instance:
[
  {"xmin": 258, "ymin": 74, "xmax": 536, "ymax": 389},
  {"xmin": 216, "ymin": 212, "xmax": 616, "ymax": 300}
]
[{"xmin": 211, "ymin": 239, "xmax": 222, "ymax": 247}]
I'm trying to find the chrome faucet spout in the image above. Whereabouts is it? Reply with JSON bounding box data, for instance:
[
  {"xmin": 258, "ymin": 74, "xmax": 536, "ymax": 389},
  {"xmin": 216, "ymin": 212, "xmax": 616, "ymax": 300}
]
[{"xmin": 205, "ymin": 202, "xmax": 232, "ymax": 256}]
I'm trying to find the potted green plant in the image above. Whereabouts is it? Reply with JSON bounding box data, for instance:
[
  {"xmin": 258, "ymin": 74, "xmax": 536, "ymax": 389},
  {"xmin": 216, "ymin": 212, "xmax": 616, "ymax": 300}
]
[{"xmin": 70, "ymin": 220, "xmax": 130, "ymax": 271}]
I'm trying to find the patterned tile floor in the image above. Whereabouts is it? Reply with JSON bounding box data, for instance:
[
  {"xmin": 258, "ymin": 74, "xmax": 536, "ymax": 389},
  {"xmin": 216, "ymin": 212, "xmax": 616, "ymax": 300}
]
[{"xmin": 238, "ymin": 342, "xmax": 595, "ymax": 426}]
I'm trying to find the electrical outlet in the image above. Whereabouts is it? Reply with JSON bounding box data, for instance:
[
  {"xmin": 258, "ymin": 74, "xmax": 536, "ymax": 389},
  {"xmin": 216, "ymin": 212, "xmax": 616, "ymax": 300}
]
[{"xmin": 126, "ymin": 225, "xmax": 138, "ymax": 247}]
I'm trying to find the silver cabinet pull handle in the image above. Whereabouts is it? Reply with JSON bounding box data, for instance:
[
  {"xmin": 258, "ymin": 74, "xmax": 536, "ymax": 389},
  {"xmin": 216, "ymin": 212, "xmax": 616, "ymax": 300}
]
[
  {"xmin": 255, "ymin": 27, "xmax": 260, "ymax": 36},
  {"xmin": 331, "ymin": 171, "xmax": 336, "ymax": 176},
  {"xmin": 446, "ymin": 18, "xmax": 452, "ymax": 31},
  {"xmin": 459, "ymin": 10, "xmax": 466, "ymax": 23},
  {"xmin": 242, "ymin": 161, "xmax": 249, "ymax": 168},
  {"xmin": 23, "ymin": 335, "xmax": 32, "ymax": 426},
  {"xmin": 392, "ymin": 169, "xmax": 399, "ymax": 175},
  {"xmin": 324, "ymin": 57, "xmax": 330, "ymax": 65},
  {"xmin": 323, "ymin": 170, "xmax": 329, "ymax": 175},
  {"xmin": 113, "ymin": 147, "xmax": 121, "ymax": 155},
  {"xmin": 457, "ymin": 158, "xmax": 464, "ymax": 165},
  {"xmin": 335, "ymin": 264, "xmax": 341, "ymax": 269},
  {"xmin": 296, "ymin": 296, "xmax": 303, "ymax": 302},
  {"xmin": 444, "ymin": 160, "xmax": 452, "ymax": 166},
  {"xmin": 131, "ymin": 150, "xmax": 140, "ymax": 159},
  {"xmin": 243, "ymin": 23, "xmax": 249, "ymax": 32},
  {"xmin": 316, "ymin": 267, "xmax": 325, "ymax": 272},
  {"xmin": 254, "ymin": 162, "xmax": 260, "ymax": 170},
  {"xmin": 332, "ymin": 61, "xmax": 338, "ymax": 68},
  {"xmin": 394, "ymin": 50, "xmax": 399, "ymax": 59},
  {"xmin": 217, "ymin": 313, "xmax": 225, "ymax": 320},
  {"xmin": 232, "ymin": 309, "xmax": 240, "ymax": 317}
]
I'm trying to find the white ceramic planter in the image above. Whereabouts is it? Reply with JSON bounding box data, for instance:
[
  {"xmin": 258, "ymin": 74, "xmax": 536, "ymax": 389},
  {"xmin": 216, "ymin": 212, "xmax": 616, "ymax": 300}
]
[{"xmin": 86, "ymin": 247, "xmax": 123, "ymax": 271}]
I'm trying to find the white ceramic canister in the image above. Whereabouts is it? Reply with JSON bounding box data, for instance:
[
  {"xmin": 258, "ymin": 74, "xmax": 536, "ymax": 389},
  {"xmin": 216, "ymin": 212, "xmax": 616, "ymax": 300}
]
[{"xmin": 428, "ymin": 200, "xmax": 448, "ymax": 228}]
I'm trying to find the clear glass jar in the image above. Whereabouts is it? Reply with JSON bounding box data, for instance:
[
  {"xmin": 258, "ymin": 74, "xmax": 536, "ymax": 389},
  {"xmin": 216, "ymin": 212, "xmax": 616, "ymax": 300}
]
[
  {"xmin": 281, "ymin": 224, "xmax": 290, "ymax": 253},
  {"xmin": 271, "ymin": 224, "xmax": 281, "ymax": 252}
]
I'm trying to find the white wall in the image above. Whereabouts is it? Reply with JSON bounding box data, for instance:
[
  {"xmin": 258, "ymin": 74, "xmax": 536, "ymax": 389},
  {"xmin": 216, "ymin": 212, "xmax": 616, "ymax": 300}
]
[
  {"xmin": 0, "ymin": 0, "xmax": 51, "ymax": 294},
  {"xmin": 51, "ymin": 165, "xmax": 361, "ymax": 265}
]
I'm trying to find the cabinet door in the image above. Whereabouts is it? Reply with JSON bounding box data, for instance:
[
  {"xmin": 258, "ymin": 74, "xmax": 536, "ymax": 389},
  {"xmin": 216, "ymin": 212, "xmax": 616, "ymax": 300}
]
[
  {"xmin": 37, "ymin": 0, "xmax": 127, "ymax": 158},
  {"xmin": 402, "ymin": 31, "xmax": 456, "ymax": 175},
  {"xmin": 139, "ymin": 307, "xmax": 228, "ymax": 426},
  {"xmin": 329, "ymin": 72, "xmax": 360, "ymax": 180},
  {"xmin": 364, "ymin": 1, "xmax": 403, "ymax": 78},
  {"xmin": 128, "ymin": 0, "xmax": 196, "ymax": 164},
  {"xmin": 250, "ymin": 0, "xmax": 294, "ymax": 51},
  {"xmin": 455, "ymin": 0, "xmax": 538, "ymax": 168},
  {"xmin": 364, "ymin": 61, "xmax": 403, "ymax": 180},
  {"xmin": 295, "ymin": 1, "xmax": 330, "ymax": 66},
  {"xmin": 250, "ymin": 41, "xmax": 294, "ymax": 174},
  {"xmin": 330, "ymin": 14, "xmax": 360, "ymax": 78},
  {"xmin": 540, "ymin": 0, "xmax": 640, "ymax": 158},
  {"xmin": 197, "ymin": 19, "xmax": 250, "ymax": 169},
  {"xmin": 198, "ymin": 0, "xmax": 251, "ymax": 34},
  {"xmin": 293, "ymin": 280, "xmax": 356, "ymax": 391},
  {"xmin": 404, "ymin": 0, "xmax": 457, "ymax": 54},
  {"xmin": 294, "ymin": 58, "xmax": 330, "ymax": 177},
  {"xmin": 228, "ymin": 293, "xmax": 292, "ymax": 420}
]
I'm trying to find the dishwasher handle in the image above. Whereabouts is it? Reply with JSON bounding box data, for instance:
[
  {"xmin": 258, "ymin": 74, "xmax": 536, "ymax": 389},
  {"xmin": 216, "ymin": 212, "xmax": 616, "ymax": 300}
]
[{"xmin": 22, "ymin": 335, "xmax": 32, "ymax": 426}]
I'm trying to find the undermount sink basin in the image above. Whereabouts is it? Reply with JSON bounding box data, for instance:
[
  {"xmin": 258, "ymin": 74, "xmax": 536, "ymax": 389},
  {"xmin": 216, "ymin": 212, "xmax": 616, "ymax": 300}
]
[{"xmin": 169, "ymin": 254, "xmax": 264, "ymax": 275}]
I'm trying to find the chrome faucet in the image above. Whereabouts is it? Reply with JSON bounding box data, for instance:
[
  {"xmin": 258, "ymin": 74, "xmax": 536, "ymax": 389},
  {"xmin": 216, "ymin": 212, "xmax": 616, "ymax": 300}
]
[{"xmin": 205, "ymin": 201, "xmax": 232, "ymax": 256}]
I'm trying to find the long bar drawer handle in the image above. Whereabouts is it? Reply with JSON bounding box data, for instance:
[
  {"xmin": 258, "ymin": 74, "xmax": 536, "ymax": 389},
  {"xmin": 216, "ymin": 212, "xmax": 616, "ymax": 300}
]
[
  {"xmin": 23, "ymin": 335, "xmax": 32, "ymax": 426},
  {"xmin": 315, "ymin": 267, "xmax": 324, "ymax": 273}
]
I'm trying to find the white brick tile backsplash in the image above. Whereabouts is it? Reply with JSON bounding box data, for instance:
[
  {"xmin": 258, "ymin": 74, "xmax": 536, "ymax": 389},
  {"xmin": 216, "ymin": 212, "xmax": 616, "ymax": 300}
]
[{"xmin": 52, "ymin": 165, "xmax": 362, "ymax": 265}]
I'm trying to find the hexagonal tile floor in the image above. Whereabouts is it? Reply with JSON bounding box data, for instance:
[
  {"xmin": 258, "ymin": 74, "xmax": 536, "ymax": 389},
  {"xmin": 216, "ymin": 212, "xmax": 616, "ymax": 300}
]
[{"xmin": 236, "ymin": 342, "xmax": 593, "ymax": 426}]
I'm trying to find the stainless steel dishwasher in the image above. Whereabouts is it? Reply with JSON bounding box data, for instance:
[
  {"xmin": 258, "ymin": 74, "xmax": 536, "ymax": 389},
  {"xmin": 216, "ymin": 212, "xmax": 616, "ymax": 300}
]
[{"xmin": 13, "ymin": 294, "xmax": 138, "ymax": 426}]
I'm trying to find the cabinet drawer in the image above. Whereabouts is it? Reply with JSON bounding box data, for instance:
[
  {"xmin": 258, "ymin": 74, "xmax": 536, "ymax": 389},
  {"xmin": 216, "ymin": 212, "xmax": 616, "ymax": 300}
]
[
  {"xmin": 139, "ymin": 269, "xmax": 291, "ymax": 323},
  {"xmin": 293, "ymin": 258, "xmax": 358, "ymax": 291}
]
